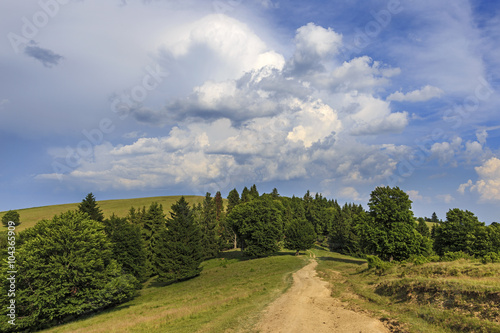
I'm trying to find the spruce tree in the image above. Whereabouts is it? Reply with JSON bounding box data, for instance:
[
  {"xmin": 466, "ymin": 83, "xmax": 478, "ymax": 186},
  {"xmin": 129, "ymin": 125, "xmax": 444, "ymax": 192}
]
[
  {"xmin": 416, "ymin": 218, "xmax": 430, "ymax": 237},
  {"xmin": 249, "ymin": 184, "xmax": 259, "ymax": 199},
  {"xmin": 78, "ymin": 193, "xmax": 104, "ymax": 222},
  {"xmin": 142, "ymin": 202, "xmax": 166, "ymax": 276},
  {"xmin": 241, "ymin": 186, "xmax": 251, "ymax": 203},
  {"xmin": 104, "ymin": 215, "xmax": 147, "ymax": 283},
  {"xmin": 199, "ymin": 193, "xmax": 220, "ymax": 259},
  {"xmin": 431, "ymin": 212, "xmax": 439, "ymax": 223},
  {"xmin": 214, "ymin": 191, "xmax": 224, "ymax": 221},
  {"xmin": 154, "ymin": 197, "xmax": 203, "ymax": 283},
  {"xmin": 226, "ymin": 188, "xmax": 240, "ymax": 214}
]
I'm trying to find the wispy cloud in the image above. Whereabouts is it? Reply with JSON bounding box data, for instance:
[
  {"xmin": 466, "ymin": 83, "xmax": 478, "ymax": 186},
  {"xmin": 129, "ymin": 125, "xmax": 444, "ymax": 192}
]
[
  {"xmin": 387, "ymin": 85, "xmax": 444, "ymax": 102},
  {"xmin": 24, "ymin": 44, "xmax": 64, "ymax": 68}
]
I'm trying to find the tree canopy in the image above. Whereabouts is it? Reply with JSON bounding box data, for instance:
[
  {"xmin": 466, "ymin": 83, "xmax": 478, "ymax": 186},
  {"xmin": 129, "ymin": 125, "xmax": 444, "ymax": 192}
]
[
  {"xmin": 1, "ymin": 210, "xmax": 20, "ymax": 227},
  {"xmin": 0, "ymin": 211, "xmax": 136, "ymax": 331},
  {"xmin": 226, "ymin": 196, "xmax": 284, "ymax": 257},
  {"xmin": 357, "ymin": 186, "xmax": 428, "ymax": 261}
]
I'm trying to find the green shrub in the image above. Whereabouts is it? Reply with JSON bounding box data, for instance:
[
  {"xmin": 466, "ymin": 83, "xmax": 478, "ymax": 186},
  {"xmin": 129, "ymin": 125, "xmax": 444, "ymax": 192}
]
[
  {"xmin": 366, "ymin": 255, "xmax": 392, "ymax": 274},
  {"xmin": 481, "ymin": 252, "xmax": 500, "ymax": 264},
  {"xmin": 441, "ymin": 251, "xmax": 474, "ymax": 262},
  {"xmin": 409, "ymin": 255, "xmax": 430, "ymax": 265}
]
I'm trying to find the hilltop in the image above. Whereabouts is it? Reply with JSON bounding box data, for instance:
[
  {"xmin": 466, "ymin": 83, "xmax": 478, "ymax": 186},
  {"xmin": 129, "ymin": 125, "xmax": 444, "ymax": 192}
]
[{"xmin": 0, "ymin": 195, "xmax": 206, "ymax": 232}]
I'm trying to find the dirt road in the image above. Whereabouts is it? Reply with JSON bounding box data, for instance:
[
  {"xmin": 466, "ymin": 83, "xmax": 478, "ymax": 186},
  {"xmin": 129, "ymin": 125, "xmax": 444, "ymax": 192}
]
[{"xmin": 255, "ymin": 260, "xmax": 388, "ymax": 333}]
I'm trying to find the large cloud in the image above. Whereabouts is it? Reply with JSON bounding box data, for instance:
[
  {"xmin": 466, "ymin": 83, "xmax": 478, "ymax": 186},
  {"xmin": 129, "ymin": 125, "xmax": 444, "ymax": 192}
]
[
  {"xmin": 37, "ymin": 18, "xmax": 412, "ymax": 193},
  {"xmin": 459, "ymin": 157, "xmax": 500, "ymax": 201}
]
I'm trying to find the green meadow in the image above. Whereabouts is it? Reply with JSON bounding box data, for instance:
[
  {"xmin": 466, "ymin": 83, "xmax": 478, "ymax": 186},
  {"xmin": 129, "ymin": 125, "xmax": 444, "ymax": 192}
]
[
  {"xmin": 0, "ymin": 195, "xmax": 206, "ymax": 232},
  {"xmin": 43, "ymin": 250, "xmax": 308, "ymax": 333}
]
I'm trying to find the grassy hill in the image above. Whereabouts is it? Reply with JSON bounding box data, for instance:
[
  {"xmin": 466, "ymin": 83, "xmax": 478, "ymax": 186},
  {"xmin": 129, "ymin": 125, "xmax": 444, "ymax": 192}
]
[
  {"xmin": 0, "ymin": 195, "xmax": 206, "ymax": 232},
  {"xmin": 43, "ymin": 250, "xmax": 308, "ymax": 333}
]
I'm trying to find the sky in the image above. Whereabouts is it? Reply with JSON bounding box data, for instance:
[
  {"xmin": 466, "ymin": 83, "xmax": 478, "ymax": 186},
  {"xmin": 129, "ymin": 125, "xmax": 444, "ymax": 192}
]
[{"xmin": 1, "ymin": 0, "xmax": 499, "ymax": 223}]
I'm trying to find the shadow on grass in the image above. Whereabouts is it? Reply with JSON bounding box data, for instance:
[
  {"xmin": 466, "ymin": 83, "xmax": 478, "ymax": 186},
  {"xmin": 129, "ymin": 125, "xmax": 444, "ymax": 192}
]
[
  {"xmin": 147, "ymin": 273, "xmax": 203, "ymax": 288},
  {"xmin": 317, "ymin": 256, "xmax": 367, "ymax": 265}
]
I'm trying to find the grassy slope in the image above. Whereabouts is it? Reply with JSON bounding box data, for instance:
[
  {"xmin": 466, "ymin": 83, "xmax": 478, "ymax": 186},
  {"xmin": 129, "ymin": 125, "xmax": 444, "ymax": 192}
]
[
  {"xmin": 43, "ymin": 250, "xmax": 308, "ymax": 333},
  {"xmin": 0, "ymin": 195, "xmax": 206, "ymax": 232},
  {"xmin": 312, "ymin": 247, "xmax": 500, "ymax": 333}
]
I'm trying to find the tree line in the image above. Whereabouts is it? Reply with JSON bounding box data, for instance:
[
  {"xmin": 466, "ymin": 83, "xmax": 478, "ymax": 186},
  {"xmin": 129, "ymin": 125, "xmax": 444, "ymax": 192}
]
[{"xmin": 1, "ymin": 186, "xmax": 499, "ymax": 331}]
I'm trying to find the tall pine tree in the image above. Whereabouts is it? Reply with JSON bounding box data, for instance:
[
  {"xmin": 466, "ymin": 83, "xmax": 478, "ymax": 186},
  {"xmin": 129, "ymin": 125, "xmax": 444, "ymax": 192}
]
[
  {"xmin": 104, "ymin": 215, "xmax": 147, "ymax": 284},
  {"xmin": 142, "ymin": 202, "xmax": 166, "ymax": 276},
  {"xmin": 78, "ymin": 193, "xmax": 104, "ymax": 222},
  {"xmin": 199, "ymin": 193, "xmax": 220, "ymax": 259},
  {"xmin": 154, "ymin": 197, "xmax": 203, "ymax": 283},
  {"xmin": 241, "ymin": 186, "xmax": 251, "ymax": 203},
  {"xmin": 226, "ymin": 188, "xmax": 240, "ymax": 214}
]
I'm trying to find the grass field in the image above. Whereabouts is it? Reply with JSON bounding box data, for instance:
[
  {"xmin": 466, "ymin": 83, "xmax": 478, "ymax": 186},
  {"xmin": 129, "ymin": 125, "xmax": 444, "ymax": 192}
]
[
  {"xmin": 0, "ymin": 195, "xmax": 206, "ymax": 232},
  {"xmin": 42, "ymin": 250, "xmax": 308, "ymax": 333},
  {"xmin": 311, "ymin": 247, "xmax": 500, "ymax": 333}
]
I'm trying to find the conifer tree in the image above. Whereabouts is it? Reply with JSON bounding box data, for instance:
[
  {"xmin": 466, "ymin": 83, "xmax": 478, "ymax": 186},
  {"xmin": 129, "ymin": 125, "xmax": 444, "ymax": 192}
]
[
  {"xmin": 249, "ymin": 184, "xmax": 259, "ymax": 199},
  {"xmin": 127, "ymin": 206, "xmax": 147, "ymax": 227},
  {"xmin": 431, "ymin": 212, "xmax": 439, "ymax": 223},
  {"xmin": 199, "ymin": 193, "xmax": 220, "ymax": 259},
  {"xmin": 226, "ymin": 188, "xmax": 240, "ymax": 214},
  {"xmin": 222, "ymin": 189, "xmax": 240, "ymax": 249},
  {"xmin": 104, "ymin": 215, "xmax": 147, "ymax": 283},
  {"xmin": 241, "ymin": 186, "xmax": 251, "ymax": 202},
  {"xmin": 416, "ymin": 217, "xmax": 430, "ymax": 237},
  {"xmin": 142, "ymin": 202, "xmax": 166, "ymax": 276},
  {"xmin": 154, "ymin": 197, "xmax": 203, "ymax": 283},
  {"xmin": 214, "ymin": 191, "xmax": 224, "ymax": 221},
  {"xmin": 78, "ymin": 193, "xmax": 104, "ymax": 221}
]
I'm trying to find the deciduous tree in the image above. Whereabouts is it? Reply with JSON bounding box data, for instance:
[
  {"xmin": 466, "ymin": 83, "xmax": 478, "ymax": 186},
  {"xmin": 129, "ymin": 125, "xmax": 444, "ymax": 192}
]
[
  {"xmin": 284, "ymin": 219, "xmax": 316, "ymax": 255},
  {"xmin": 1, "ymin": 210, "xmax": 20, "ymax": 227},
  {"xmin": 0, "ymin": 211, "xmax": 136, "ymax": 331},
  {"xmin": 226, "ymin": 196, "xmax": 284, "ymax": 257}
]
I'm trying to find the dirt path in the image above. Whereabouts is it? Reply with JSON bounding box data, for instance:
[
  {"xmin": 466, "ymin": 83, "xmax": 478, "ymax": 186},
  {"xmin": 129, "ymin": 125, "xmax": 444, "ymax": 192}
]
[{"xmin": 254, "ymin": 259, "xmax": 389, "ymax": 333}]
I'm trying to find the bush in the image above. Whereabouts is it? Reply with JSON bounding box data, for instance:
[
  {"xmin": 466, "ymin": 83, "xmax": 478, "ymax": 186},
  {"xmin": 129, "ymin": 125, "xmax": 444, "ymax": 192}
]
[
  {"xmin": 481, "ymin": 252, "xmax": 500, "ymax": 264},
  {"xmin": 366, "ymin": 255, "xmax": 392, "ymax": 274},
  {"xmin": 408, "ymin": 254, "xmax": 430, "ymax": 265},
  {"xmin": 441, "ymin": 251, "xmax": 474, "ymax": 262}
]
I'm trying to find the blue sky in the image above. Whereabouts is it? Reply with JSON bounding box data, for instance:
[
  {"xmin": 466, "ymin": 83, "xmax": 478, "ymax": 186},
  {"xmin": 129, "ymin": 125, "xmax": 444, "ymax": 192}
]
[{"xmin": 1, "ymin": 0, "xmax": 499, "ymax": 223}]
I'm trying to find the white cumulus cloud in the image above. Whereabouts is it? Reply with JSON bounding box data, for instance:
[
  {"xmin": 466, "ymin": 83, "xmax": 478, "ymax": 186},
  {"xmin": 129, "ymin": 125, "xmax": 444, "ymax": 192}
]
[
  {"xmin": 458, "ymin": 157, "xmax": 500, "ymax": 201},
  {"xmin": 387, "ymin": 85, "xmax": 444, "ymax": 102}
]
